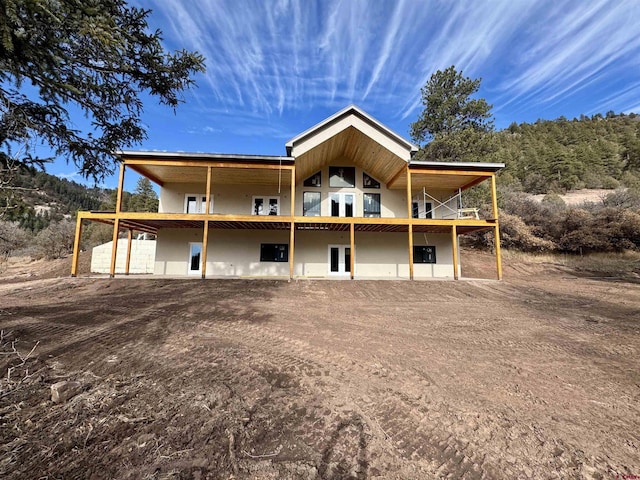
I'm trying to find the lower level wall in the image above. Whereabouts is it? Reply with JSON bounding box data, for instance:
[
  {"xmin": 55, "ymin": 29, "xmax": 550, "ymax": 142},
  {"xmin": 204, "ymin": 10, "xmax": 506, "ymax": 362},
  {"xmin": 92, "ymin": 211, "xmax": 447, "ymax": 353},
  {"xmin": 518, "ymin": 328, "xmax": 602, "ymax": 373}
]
[
  {"xmin": 154, "ymin": 228, "xmax": 459, "ymax": 278},
  {"xmin": 91, "ymin": 239, "xmax": 156, "ymax": 274}
]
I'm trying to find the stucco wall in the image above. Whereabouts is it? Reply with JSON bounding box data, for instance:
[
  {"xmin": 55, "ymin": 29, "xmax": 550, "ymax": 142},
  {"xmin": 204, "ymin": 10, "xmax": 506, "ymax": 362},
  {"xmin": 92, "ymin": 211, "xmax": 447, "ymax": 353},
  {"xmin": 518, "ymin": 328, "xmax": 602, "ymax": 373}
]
[
  {"xmin": 159, "ymin": 183, "xmax": 292, "ymax": 215},
  {"xmin": 154, "ymin": 228, "xmax": 457, "ymax": 278},
  {"xmin": 155, "ymin": 229, "xmax": 291, "ymax": 277},
  {"xmin": 91, "ymin": 239, "xmax": 156, "ymax": 274}
]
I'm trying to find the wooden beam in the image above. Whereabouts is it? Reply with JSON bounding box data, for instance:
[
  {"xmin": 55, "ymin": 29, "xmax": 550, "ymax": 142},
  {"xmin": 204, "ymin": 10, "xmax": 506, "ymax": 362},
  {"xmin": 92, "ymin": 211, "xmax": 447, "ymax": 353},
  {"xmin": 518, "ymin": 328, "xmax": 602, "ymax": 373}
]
[
  {"xmin": 289, "ymin": 165, "xmax": 296, "ymax": 281},
  {"xmin": 125, "ymin": 159, "xmax": 294, "ymax": 170},
  {"xmin": 406, "ymin": 166, "xmax": 414, "ymax": 280},
  {"xmin": 205, "ymin": 166, "xmax": 212, "ymax": 214},
  {"xmin": 490, "ymin": 174, "xmax": 499, "ymax": 220},
  {"xmin": 451, "ymin": 225, "xmax": 458, "ymax": 280},
  {"xmin": 349, "ymin": 222, "xmax": 355, "ymax": 280},
  {"xmin": 109, "ymin": 218, "xmax": 120, "ymax": 278},
  {"xmin": 495, "ymin": 223, "xmax": 503, "ymax": 280},
  {"xmin": 70, "ymin": 216, "xmax": 83, "ymax": 277},
  {"xmin": 125, "ymin": 229, "xmax": 133, "ymax": 275},
  {"xmin": 289, "ymin": 222, "xmax": 295, "ymax": 280},
  {"xmin": 290, "ymin": 165, "xmax": 296, "ymax": 217},
  {"xmin": 460, "ymin": 175, "xmax": 491, "ymax": 192},
  {"xmin": 115, "ymin": 162, "xmax": 125, "ymax": 213},
  {"xmin": 386, "ymin": 164, "xmax": 406, "ymax": 189},
  {"xmin": 201, "ymin": 221, "xmax": 209, "ymax": 279},
  {"xmin": 127, "ymin": 164, "xmax": 165, "ymax": 187},
  {"xmin": 409, "ymin": 168, "xmax": 494, "ymax": 177},
  {"xmin": 408, "ymin": 224, "xmax": 414, "ymax": 280}
]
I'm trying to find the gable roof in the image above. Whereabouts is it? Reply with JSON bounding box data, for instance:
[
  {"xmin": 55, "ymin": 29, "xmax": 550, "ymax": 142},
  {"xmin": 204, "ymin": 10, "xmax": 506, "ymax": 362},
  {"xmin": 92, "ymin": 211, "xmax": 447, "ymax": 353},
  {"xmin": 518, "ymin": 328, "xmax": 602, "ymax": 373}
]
[
  {"xmin": 285, "ymin": 104, "xmax": 418, "ymax": 157},
  {"xmin": 286, "ymin": 105, "xmax": 418, "ymax": 184}
]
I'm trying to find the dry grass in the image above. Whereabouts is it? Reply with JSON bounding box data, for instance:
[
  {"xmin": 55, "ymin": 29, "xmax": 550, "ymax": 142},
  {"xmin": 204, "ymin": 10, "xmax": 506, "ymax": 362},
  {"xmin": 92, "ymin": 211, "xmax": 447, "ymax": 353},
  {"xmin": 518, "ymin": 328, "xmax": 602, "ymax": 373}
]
[{"xmin": 503, "ymin": 249, "xmax": 640, "ymax": 277}]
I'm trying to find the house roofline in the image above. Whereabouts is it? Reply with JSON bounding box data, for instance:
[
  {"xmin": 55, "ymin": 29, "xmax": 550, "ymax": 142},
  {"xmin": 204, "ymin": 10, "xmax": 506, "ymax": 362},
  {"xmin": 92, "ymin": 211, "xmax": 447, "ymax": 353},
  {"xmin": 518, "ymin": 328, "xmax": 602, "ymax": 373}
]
[
  {"xmin": 285, "ymin": 104, "xmax": 418, "ymax": 155},
  {"xmin": 116, "ymin": 150, "xmax": 295, "ymax": 163},
  {"xmin": 409, "ymin": 160, "xmax": 504, "ymax": 172}
]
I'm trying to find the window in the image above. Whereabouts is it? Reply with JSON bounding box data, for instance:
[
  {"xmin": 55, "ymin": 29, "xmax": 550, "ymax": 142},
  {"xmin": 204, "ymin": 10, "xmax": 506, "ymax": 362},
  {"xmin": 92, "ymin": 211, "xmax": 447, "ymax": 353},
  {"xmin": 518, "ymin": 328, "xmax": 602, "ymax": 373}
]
[
  {"xmin": 184, "ymin": 194, "xmax": 213, "ymax": 214},
  {"xmin": 329, "ymin": 166, "xmax": 355, "ymax": 188},
  {"xmin": 413, "ymin": 246, "xmax": 436, "ymax": 264},
  {"xmin": 303, "ymin": 192, "xmax": 321, "ymax": 216},
  {"xmin": 412, "ymin": 200, "xmax": 432, "ymax": 219},
  {"xmin": 252, "ymin": 196, "xmax": 280, "ymax": 215},
  {"xmin": 260, "ymin": 244, "xmax": 289, "ymax": 262},
  {"xmin": 363, "ymin": 193, "xmax": 381, "ymax": 217},
  {"xmin": 330, "ymin": 193, "xmax": 354, "ymax": 217},
  {"xmin": 303, "ymin": 171, "xmax": 322, "ymax": 187},
  {"xmin": 363, "ymin": 172, "xmax": 380, "ymax": 189}
]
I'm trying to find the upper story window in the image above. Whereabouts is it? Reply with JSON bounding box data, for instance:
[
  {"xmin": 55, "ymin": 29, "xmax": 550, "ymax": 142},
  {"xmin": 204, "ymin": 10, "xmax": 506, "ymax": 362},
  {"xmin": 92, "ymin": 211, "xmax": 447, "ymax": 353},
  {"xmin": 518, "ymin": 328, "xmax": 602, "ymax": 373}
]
[
  {"xmin": 184, "ymin": 194, "xmax": 213, "ymax": 214},
  {"xmin": 363, "ymin": 193, "xmax": 381, "ymax": 218},
  {"xmin": 329, "ymin": 166, "xmax": 355, "ymax": 188},
  {"xmin": 363, "ymin": 172, "xmax": 380, "ymax": 189},
  {"xmin": 253, "ymin": 196, "xmax": 280, "ymax": 215},
  {"xmin": 303, "ymin": 171, "xmax": 322, "ymax": 187},
  {"xmin": 303, "ymin": 192, "xmax": 321, "ymax": 216}
]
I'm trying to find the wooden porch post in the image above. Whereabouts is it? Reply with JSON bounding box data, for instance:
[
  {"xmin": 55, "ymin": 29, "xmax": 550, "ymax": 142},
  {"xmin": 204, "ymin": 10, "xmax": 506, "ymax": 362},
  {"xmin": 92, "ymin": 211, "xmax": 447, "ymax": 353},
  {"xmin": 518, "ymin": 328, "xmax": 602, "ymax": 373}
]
[
  {"xmin": 201, "ymin": 166, "xmax": 212, "ymax": 279},
  {"xmin": 451, "ymin": 225, "xmax": 459, "ymax": 280},
  {"xmin": 109, "ymin": 219, "xmax": 120, "ymax": 277},
  {"xmin": 494, "ymin": 225, "xmax": 503, "ymax": 280},
  {"xmin": 289, "ymin": 165, "xmax": 296, "ymax": 280},
  {"xmin": 70, "ymin": 215, "xmax": 83, "ymax": 277},
  {"xmin": 491, "ymin": 174, "xmax": 503, "ymax": 280},
  {"xmin": 125, "ymin": 229, "xmax": 133, "ymax": 275},
  {"xmin": 109, "ymin": 162, "xmax": 126, "ymax": 278},
  {"xmin": 349, "ymin": 222, "xmax": 355, "ymax": 280},
  {"xmin": 406, "ymin": 167, "xmax": 414, "ymax": 280}
]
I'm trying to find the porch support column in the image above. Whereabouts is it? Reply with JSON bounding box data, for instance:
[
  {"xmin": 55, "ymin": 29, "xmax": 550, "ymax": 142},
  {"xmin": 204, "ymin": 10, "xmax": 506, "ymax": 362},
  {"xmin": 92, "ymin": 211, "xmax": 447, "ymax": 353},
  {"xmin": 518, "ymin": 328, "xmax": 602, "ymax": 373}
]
[
  {"xmin": 406, "ymin": 167, "xmax": 414, "ymax": 280},
  {"xmin": 201, "ymin": 221, "xmax": 209, "ymax": 279},
  {"xmin": 201, "ymin": 166, "xmax": 212, "ymax": 279},
  {"xmin": 110, "ymin": 162, "xmax": 126, "ymax": 278},
  {"xmin": 451, "ymin": 225, "xmax": 459, "ymax": 280},
  {"xmin": 70, "ymin": 215, "xmax": 83, "ymax": 277},
  {"xmin": 109, "ymin": 219, "xmax": 120, "ymax": 277},
  {"xmin": 494, "ymin": 225, "xmax": 503, "ymax": 280},
  {"xmin": 125, "ymin": 229, "xmax": 133, "ymax": 275},
  {"xmin": 289, "ymin": 165, "xmax": 296, "ymax": 280},
  {"xmin": 349, "ymin": 222, "xmax": 355, "ymax": 280},
  {"xmin": 289, "ymin": 223, "xmax": 295, "ymax": 280},
  {"xmin": 490, "ymin": 174, "xmax": 503, "ymax": 280}
]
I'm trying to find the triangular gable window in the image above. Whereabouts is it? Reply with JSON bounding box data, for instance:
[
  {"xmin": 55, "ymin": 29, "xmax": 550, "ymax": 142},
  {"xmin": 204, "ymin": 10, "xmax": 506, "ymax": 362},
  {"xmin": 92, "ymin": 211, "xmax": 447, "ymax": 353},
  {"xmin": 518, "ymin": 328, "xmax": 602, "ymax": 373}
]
[
  {"xmin": 363, "ymin": 172, "xmax": 380, "ymax": 189},
  {"xmin": 303, "ymin": 171, "xmax": 322, "ymax": 187}
]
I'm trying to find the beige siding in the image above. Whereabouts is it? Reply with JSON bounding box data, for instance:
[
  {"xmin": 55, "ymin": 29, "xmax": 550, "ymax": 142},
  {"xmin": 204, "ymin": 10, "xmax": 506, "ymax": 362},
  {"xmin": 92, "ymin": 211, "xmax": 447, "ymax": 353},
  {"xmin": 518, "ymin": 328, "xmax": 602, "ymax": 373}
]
[{"xmin": 155, "ymin": 228, "xmax": 455, "ymax": 279}]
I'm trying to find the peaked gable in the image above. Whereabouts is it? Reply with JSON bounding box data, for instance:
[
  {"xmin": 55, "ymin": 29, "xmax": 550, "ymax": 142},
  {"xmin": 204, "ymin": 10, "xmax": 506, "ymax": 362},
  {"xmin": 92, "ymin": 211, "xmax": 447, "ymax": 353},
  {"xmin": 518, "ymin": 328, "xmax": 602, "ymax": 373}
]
[{"xmin": 286, "ymin": 105, "xmax": 418, "ymax": 185}]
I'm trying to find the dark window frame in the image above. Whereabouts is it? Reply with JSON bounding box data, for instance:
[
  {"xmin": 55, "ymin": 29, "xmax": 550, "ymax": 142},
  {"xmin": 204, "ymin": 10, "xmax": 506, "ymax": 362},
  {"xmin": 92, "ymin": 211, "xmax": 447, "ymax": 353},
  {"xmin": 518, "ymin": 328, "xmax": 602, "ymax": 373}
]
[
  {"xmin": 303, "ymin": 191, "xmax": 322, "ymax": 216},
  {"xmin": 363, "ymin": 192, "xmax": 381, "ymax": 218},
  {"xmin": 329, "ymin": 166, "xmax": 356, "ymax": 188},
  {"xmin": 303, "ymin": 171, "xmax": 322, "ymax": 187},
  {"xmin": 260, "ymin": 243, "xmax": 289, "ymax": 262},
  {"xmin": 363, "ymin": 172, "xmax": 381, "ymax": 189},
  {"xmin": 413, "ymin": 245, "xmax": 436, "ymax": 264}
]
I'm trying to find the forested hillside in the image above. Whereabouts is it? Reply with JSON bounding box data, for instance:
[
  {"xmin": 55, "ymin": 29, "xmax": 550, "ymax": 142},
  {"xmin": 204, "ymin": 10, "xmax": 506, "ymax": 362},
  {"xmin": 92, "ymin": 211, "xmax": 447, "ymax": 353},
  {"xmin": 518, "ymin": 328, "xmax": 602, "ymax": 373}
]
[
  {"xmin": 491, "ymin": 112, "xmax": 640, "ymax": 193},
  {"xmin": 1, "ymin": 171, "xmax": 108, "ymax": 231}
]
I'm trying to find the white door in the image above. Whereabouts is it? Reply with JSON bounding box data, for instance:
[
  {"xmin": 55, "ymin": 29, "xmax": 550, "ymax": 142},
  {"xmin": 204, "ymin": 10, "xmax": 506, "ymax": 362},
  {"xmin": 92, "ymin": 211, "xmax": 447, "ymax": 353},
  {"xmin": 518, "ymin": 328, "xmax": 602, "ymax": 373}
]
[
  {"xmin": 328, "ymin": 245, "xmax": 352, "ymax": 275},
  {"xmin": 330, "ymin": 193, "xmax": 355, "ymax": 217},
  {"xmin": 188, "ymin": 242, "xmax": 202, "ymax": 275}
]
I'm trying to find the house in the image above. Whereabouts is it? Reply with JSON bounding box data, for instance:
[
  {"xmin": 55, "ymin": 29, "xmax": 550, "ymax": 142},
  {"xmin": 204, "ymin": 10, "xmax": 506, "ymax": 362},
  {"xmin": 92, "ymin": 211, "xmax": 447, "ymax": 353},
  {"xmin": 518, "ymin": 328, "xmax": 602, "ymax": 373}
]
[{"xmin": 70, "ymin": 105, "xmax": 503, "ymax": 280}]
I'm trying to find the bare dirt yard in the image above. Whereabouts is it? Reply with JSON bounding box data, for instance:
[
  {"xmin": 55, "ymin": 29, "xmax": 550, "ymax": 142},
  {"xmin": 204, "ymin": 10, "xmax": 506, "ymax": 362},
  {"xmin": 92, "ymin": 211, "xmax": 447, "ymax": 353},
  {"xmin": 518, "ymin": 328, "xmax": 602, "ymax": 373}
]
[{"xmin": 1, "ymin": 251, "xmax": 639, "ymax": 479}]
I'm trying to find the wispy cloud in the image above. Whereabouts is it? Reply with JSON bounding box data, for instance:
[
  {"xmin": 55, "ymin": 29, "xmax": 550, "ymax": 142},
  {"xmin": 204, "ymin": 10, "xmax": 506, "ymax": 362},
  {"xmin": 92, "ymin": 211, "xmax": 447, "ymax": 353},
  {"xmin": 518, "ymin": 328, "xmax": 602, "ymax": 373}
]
[{"xmin": 144, "ymin": 0, "xmax": 640, "ymax": 134}]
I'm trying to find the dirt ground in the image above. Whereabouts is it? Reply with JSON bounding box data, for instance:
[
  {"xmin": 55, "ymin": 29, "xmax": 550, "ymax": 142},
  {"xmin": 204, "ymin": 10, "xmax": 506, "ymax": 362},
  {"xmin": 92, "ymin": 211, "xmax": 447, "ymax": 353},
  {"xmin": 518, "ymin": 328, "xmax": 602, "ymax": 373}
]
[{"xmin": 1, "ymin": 251, "xmax": 639, "ymax": 479}]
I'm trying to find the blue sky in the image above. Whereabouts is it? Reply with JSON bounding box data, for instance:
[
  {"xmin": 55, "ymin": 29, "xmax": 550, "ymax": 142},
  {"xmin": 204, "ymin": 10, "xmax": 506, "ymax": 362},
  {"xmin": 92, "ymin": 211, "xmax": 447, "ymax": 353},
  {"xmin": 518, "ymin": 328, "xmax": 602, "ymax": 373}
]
[{"xmin": 52, "ymin": 0, "xmax": 640, "ymax": 190}]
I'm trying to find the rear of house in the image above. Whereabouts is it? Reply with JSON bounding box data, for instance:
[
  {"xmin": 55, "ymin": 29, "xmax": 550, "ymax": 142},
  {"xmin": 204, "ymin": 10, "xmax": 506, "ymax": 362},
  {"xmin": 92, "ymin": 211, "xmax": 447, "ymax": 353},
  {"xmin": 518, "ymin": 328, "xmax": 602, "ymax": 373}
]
[{"xmin": 72, "ymin": 105, "xmax": 503, "ymax": 280}]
